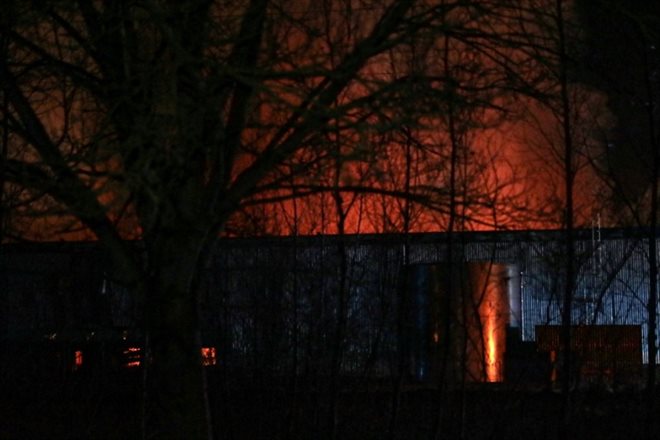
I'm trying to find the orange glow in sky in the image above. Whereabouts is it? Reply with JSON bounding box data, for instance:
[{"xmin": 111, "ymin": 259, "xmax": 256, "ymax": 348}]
[{"xmin": 3, "ymin": 2, "xmax": 613, "ymax": 243}]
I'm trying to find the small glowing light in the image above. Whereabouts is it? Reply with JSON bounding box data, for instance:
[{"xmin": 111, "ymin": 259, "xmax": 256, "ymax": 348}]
[
  {"xmin": 120, "ymin": 346, "xmax": 218, "ymax": 367},
  {"xmin": 432, "ymin": 332, "xmax": 439, "ymax": 344},
  {"xmin": 201, "ymin": 347, "xmax": 217, "ymax": 366},
  {"xmin": 123, "ymin": 347, "xmax": 141, "ymax": 368},
  {"xmin": 550, "ymin": 350, "xmax": 557, "ymax": 383},
  {"xmin": 74, "ymin": 350, "xmax": 83, "ymax": 370}
]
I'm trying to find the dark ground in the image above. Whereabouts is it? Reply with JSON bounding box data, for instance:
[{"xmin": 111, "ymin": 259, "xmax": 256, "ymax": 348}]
[{"xmin": 1, "ymin": 369, "xmax": 658, "ymax": 439}]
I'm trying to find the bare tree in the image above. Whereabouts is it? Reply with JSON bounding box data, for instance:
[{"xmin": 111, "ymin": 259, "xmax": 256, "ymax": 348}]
[
  {"xmin": 2, "ymin": 1, "xmax": 525, "ymax": 438},
  {"xmin": 575, "ymin": 1, "xmax": 660, "ymax": 431},
  {"xmin": 498, "ymin": 0, "xmax": 617, "ymax": 434}
]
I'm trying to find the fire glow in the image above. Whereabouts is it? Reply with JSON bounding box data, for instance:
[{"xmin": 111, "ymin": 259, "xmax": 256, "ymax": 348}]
[
  {"xmin": 484, "ymin": 313, "xmax": 500, "ymax": 382},
  {"xmin": 475, "ymin": 264, "xmax": 508, "ymax": 383},
  {"xmin": 124, "ymin": 347, "xmax": 141, "ymax": 368},
  {"xmin": 73, "ymin": 350, "xmax": 83, "ymax": 371},
  {"xmin": 121, "ymin": 347, "xmax": 217, "ymax": 368},
  {"xmin": 201, "ymin": 347, "xmax": 217, "ymax": 366}
]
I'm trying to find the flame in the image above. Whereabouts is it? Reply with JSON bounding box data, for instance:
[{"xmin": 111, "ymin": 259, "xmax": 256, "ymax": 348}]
[
  {"xmin": 74, "ymin": 350, "xmax": 83, "ymax": 370},
  {"xmin": 201, "ymin": 347, "xmax": 217, "ymax": 366},
  {"xmin": 485, "ymin": 313, "xmax": 499, "ymax": 382},
  {"xmin": 478, "ymin": 268, "xmax": 506, "ymax": 383},
  {"xmin": 121, "ymin": 346, "xmax": 217, "ymax": 368},
  {"xmin": 123, "ymin": 347, "xmax": 141, "ymax": 368}
]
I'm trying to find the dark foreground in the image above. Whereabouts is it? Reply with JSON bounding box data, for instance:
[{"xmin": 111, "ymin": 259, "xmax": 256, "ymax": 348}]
[{"xmin": 1, "ymin": 370, "xmax": 658, "ymax": 439}]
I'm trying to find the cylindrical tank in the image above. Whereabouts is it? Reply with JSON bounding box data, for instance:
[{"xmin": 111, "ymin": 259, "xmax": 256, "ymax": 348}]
[
  {"xmin": 408, "ymin": 264, "xmax": 432, "ymax": 381},
  {"xmin": 408, "ymin": 262, "xmax": 513, "ymax": 383},
  {"xmin": 507, "ymin": 265, "xmax": 522, "ymax": 329}
]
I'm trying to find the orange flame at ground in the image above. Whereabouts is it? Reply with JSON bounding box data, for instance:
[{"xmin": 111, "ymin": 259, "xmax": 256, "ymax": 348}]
[
  {"xmin": 477, "ymin": 266, "xmax": 507, "ymax": 383},
  {"xmin": 485, "ymin": 314, "xmax": 500, "ymax": 382}
]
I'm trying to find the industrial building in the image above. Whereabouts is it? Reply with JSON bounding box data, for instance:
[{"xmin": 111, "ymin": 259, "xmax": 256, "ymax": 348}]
[{"xmin": 0, "ymin": 228, "xmax": 651, "ymax": 386}]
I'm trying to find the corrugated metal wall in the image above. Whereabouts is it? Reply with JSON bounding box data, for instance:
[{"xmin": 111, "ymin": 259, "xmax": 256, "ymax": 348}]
[
  {"xmin": 1, "ymin": 229, "xmax": 658, "ymax": 368},
  {"xmin": 204, "ymin": 230, "xmax": 657, "ymax": 365}
]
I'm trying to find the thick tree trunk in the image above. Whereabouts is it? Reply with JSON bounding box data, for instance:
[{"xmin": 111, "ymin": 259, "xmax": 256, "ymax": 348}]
[
  {"xmin": 0, "ymin": 34, "xmax": 7, "ymax": 239},
  {"xmin": 143, "ymin": 233, "xmax": 212, "ymax": 440},
  {"xmin": 555, "ymin": 2, "xmax": 575, "ymax": 436},
  {"xmin": 642, "ymin": 28, "xmax": 659, "ymax": 423}
]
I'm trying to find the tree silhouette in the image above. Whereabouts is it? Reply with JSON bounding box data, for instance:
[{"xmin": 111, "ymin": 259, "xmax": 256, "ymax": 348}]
[{"xmin": 0, "ymin": 1, "xmax": 534, "ymax": 437}]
